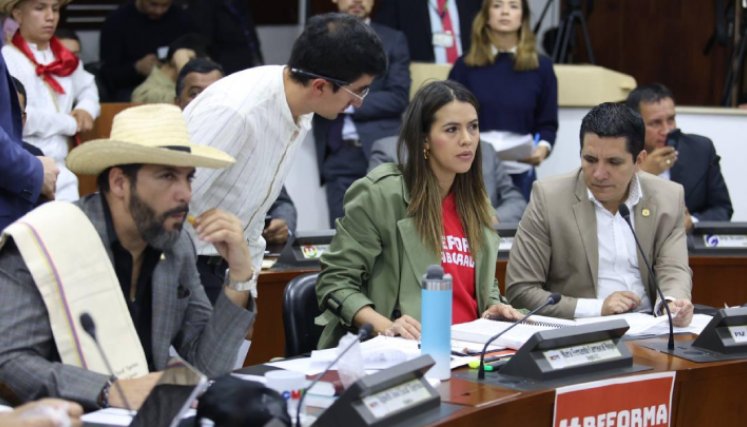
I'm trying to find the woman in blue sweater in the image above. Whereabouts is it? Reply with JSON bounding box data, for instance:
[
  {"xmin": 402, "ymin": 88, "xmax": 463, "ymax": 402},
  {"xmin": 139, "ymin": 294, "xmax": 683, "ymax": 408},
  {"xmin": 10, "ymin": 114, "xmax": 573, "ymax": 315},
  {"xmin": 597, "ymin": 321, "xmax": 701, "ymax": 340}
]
[{"xmin": 449, "ymin": 0, "xmax": 558, "ymax": 200}]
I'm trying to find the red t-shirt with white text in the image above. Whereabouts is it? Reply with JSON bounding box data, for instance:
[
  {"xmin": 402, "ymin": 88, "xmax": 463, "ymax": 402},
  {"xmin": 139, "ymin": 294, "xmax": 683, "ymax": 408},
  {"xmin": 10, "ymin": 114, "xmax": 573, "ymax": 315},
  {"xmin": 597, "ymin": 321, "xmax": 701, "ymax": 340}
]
[{"xmin": 441, "ymin": 192, "xmax": 478, "ymax": 324}]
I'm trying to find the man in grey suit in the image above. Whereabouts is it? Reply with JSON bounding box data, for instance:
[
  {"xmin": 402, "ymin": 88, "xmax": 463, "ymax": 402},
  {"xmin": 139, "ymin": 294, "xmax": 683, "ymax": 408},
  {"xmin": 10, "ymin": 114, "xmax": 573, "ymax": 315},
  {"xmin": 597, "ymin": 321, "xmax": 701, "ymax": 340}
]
[
  {"xmin": 369, "ymin": 136, "xmax": 527, "ymax": 223},
  {"xmin": 506, "ymin": 103, "xmax": 694, "ymax": 326},
  {"xmin": 0, "ymin": 104, "xmax": 255, "ymax": 409}
]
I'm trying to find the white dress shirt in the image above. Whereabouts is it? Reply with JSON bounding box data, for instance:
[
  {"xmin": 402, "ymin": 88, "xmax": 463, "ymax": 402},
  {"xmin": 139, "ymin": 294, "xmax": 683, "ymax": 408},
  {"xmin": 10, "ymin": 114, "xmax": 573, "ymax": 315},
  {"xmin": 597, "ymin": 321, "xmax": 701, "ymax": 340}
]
[
  {"xmin": 184, "ymin": 65, "xmax": 312, "ymax": 294},
  {"xmin": 427, "ymin": 0, "xmax": 463, "ymax": 64},
  {"xmin": 575, "ymin": 174, "xmax": 653, "ymax": 317},
  {"xmin": 2, "ymin": 43, "xmax": 100, "ymax": 201}
]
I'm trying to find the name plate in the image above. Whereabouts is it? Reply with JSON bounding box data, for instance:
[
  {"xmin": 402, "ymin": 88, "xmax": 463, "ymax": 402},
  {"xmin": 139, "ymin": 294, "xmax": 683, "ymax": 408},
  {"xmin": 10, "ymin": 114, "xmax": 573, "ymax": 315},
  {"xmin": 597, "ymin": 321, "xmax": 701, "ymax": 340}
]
[
  {"xmin": 361, "ymin": 378, "xmax": 433, "ymax": 419},
  {"xmin": 543, "ymin": 339, "xmax": 622, "ymax": 370},
  {"xmin": 728, "ymin": 325, "xmax": 747, "ymax": 343},
  {"xmin": 703, "ymin": 234, "xmax": 747, "ymax": 248}
]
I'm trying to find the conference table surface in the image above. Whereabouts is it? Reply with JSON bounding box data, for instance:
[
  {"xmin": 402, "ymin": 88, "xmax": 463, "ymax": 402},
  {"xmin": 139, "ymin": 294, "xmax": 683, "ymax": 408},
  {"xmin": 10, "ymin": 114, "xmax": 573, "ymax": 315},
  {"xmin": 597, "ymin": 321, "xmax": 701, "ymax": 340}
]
[
  {"xmin": 414, "ymin": 336, "xmax": 747, "ymax": 426},
  {"xmin": 244, "ymin": 256, "xmax": 747, "ymax": 426},
  {"xmin": 247, "ymin": 254, "xmax": 747, "ymax": 366}
]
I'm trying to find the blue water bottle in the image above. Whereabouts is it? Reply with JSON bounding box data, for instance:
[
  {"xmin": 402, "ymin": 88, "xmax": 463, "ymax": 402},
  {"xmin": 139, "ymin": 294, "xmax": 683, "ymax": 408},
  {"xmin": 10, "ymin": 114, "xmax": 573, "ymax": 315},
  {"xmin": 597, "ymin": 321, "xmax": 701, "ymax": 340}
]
[{"xmin": 420, "ymin": 264, "xmax": 452, "ymax": 380}]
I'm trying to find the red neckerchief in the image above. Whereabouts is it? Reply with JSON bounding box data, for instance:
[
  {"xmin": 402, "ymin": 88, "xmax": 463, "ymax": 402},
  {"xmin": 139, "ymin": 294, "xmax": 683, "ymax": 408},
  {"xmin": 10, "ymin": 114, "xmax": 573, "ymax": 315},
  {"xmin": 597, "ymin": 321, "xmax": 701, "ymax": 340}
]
[{"xmin": 11, "ymin": 30, "xmax": 79, "ymax": 95}]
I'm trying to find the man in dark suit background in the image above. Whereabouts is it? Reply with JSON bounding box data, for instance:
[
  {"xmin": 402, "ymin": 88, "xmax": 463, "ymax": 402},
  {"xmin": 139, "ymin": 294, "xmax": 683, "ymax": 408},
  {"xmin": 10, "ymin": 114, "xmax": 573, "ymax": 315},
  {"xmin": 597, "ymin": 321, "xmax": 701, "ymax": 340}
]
[
  {"xmin": 314, "ymin": 0, "xmax": 411, "ymax": 226},
  {"xmin": 373, "ymin": 0, "xmax": 482, "ymax": 63},
  {"xmin": 626, "ymin": 83, "xmax": 733, "ymax": 231}
]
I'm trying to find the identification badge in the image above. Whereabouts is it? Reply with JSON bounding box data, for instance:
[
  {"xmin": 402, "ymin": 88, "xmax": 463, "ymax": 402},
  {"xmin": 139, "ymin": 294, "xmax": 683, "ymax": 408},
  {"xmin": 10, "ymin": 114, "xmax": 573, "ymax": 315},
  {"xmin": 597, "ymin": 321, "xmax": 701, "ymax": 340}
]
[{"xmin": 432, "ymin": 31, "xmax": 454, "ymax": 48}]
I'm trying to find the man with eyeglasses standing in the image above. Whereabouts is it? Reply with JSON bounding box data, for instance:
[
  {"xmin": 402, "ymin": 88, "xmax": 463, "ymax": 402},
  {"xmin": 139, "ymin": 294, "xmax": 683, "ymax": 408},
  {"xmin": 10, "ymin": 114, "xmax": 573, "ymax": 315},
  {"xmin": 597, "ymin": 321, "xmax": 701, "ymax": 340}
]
[
  {"xmin": 184, "ymin": 13, "xmax": 386, "ymax": 300},
  {"xmin": 313, "ymin": 0, "xmax": 411, "ymax": 226}
]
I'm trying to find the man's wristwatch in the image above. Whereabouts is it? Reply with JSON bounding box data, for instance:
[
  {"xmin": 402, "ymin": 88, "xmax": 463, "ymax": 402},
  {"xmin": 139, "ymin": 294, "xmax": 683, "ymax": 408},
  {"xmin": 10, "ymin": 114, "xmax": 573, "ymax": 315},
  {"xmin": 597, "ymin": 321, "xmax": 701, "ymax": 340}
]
[{"xmin": 223, "ymin": 267, "xmax": 256, "ymax": 292}]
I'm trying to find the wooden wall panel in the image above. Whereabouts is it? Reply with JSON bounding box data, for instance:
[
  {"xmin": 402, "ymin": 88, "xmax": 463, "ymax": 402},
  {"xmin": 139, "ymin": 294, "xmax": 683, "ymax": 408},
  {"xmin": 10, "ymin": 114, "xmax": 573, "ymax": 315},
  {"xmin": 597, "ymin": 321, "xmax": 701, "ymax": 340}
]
[{"xmin": 564, "ymin": 0, "xmax": 732, "ymax": 106}]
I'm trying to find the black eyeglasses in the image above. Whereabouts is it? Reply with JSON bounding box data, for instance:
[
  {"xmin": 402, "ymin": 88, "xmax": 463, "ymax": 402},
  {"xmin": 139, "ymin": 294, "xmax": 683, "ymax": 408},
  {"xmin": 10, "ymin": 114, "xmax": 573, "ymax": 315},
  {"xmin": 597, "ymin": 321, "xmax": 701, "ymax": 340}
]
[{"xmin": 290, "ymin": 67, "xmax": 370, "ymax": 101}]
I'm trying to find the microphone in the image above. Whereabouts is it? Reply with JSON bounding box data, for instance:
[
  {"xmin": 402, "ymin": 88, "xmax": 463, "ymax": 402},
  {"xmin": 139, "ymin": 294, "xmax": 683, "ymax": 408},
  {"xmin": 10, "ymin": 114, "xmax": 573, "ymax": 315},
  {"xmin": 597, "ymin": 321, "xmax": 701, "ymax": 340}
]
[
  {"xmin": 617, "ymin": 203, "xmax": 675, "ymax": 351},
  {"xmin": 79, "ymin": 313, "xmax": 135, "ymax": 413},
  {"xmin": 295, "ymin": 323, "xmax": 373, "ymax": 426},
  {"xmin": 477, "ymin": 293, "xmax": 561, "ymax": 380}
]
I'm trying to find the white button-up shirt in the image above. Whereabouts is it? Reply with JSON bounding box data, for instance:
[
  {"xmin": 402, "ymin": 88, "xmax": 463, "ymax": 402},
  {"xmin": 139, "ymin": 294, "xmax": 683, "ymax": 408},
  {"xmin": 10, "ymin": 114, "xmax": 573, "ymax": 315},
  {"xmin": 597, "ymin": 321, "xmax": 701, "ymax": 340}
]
[
  {"xmin": 184, "ymin": 65, "xmax": 312, "ymax": 294},
  {"xmin": 2, "ymin": 42, "xmax": 100, "ymax": 201},
  {"xmin": 575, "ymin": 174, "xmax": 653, "ymax": 317}
]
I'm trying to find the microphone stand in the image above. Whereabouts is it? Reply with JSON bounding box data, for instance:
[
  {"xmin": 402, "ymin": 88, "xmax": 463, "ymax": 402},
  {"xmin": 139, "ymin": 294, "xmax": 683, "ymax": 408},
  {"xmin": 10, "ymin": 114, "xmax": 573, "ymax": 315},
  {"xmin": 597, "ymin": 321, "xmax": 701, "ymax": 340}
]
[
  {"xmin": 79, "ymin": 313, "xmax": 135, "ymax": 413},
  {"xmin": 618, "ymin": 204, "xmax": 675, "ymax": 351}
]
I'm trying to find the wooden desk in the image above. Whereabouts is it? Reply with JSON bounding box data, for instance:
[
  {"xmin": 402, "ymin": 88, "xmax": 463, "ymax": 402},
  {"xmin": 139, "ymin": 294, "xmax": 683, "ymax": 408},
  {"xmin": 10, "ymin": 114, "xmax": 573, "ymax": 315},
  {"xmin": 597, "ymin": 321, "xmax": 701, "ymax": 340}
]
[
  {"xmin": 244, "ymin": 265, "xmax": 317, "ymax": 365},
  {"xmin": 422, "ymin": 338, "xmax": 747, "ymax": 426},
  {"xmin": 249, "ymin": 255, "xmax": 747, "ymax": 365}
]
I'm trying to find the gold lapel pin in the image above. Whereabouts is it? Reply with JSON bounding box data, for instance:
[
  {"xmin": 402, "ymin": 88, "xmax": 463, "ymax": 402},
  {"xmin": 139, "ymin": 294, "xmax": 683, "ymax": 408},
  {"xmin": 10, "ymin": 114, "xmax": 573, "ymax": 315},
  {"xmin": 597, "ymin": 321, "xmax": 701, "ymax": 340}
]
[
  {"xmin": 641, "ymin": 208, "xmax": 651, "ymax": 217},
  {"xmin": 160, "ymin": 253, "xmax": 166, "ymax": 261}
]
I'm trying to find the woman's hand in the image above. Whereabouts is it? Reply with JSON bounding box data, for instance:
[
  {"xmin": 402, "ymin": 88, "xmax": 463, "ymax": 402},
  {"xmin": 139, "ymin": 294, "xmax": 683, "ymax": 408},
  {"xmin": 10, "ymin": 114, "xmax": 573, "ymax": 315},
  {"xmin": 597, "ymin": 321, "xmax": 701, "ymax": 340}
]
[
  {"xmin": 481, "ymin": 303, "xmax": 524, "ymax": 321},
  {"xmin": 380, "ymin": 315, "xmax": 422, "ymax": 340}
]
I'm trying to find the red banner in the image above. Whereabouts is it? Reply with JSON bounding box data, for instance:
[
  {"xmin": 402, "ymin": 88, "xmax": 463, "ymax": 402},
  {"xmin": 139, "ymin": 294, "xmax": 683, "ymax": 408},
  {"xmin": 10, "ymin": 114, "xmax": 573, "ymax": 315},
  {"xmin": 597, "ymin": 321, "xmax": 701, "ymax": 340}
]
[{"xmin": 553, "ymin": 372, "xmax": 675, "ymax": 427}]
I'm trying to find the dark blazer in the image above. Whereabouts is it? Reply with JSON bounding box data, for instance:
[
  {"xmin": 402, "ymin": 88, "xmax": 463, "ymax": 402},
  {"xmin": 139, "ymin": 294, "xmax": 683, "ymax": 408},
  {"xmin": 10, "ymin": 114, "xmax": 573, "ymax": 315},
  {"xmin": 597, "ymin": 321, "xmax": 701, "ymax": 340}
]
[
  {"xmin": 0, "ymin": 39, "xmax": 42, "ymax": 230},
  {"xmin": 670, "ymin": 133, "xmax": 733, "ymax": 221},
  {"xmin": 313, "ymin": 22, "xmax": 411, "ymax": 171},
  {"xmin": 373, "ymin": 0, "xmax": 482, "ymax": 62}
]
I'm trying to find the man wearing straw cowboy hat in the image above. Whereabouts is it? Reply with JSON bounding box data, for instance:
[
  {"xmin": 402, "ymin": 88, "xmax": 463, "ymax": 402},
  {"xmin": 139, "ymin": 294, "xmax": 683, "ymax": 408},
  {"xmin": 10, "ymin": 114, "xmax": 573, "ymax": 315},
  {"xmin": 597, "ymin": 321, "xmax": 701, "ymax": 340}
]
[{"xmin": 0, "ymin": 104, "xmax": 255, "ymax": 410}]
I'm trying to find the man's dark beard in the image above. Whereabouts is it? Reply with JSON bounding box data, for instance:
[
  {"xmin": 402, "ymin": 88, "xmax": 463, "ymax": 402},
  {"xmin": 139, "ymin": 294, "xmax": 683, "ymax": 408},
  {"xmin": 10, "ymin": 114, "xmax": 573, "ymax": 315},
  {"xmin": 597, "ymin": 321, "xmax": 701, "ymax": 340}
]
[{"xmin": 129, "ymin": 191, "xmax": 188, "ymax": 250}]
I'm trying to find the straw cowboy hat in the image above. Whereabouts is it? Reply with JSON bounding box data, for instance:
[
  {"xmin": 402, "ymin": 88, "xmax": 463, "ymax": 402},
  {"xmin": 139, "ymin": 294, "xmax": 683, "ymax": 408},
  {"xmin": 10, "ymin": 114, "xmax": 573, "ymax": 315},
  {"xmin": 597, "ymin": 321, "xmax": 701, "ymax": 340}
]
[
  {"xmin": 67, "ymin": 104, "xmax": 235, "ymax": 175},
  {"xmin": 0, "ymin": 0, "xmax": 72, "ymax": 14}
]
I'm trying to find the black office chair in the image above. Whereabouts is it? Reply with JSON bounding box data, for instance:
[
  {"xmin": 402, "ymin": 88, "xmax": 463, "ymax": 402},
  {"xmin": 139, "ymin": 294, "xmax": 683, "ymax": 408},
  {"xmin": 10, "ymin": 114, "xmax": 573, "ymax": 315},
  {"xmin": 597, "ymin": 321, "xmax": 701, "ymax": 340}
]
[{"xmin": 282, "ymin": 273, "xmax": 323, "ymax": 357}]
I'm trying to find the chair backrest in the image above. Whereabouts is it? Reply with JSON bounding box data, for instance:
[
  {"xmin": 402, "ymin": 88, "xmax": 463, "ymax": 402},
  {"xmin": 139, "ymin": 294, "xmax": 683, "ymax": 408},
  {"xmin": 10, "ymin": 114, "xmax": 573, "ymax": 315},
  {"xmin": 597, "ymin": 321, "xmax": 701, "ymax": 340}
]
[
  {"xmin": 282, "ymin": 272, "xmax": 323, "ymax": 357},
  {"xmin": 408, "ymin": 62, "xmax": 453, "ymax": 100}
]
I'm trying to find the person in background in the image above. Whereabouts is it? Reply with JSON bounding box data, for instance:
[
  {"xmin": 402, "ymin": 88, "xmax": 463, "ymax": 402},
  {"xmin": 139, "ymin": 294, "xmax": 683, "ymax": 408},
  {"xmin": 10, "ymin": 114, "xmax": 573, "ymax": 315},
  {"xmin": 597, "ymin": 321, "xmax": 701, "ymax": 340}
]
[
  {"xmin": 625, "ymin": 83, "xmax": 733, "ymax": 231},
  {"xmin": 182, "ymin": 0, "xmax": 263, "ymax": 75},
  {"xmin": 313, "ymin": 0, "xmax": 411, "ymax": 226},
  {"xmin": 505, "ymin": 103, "xmax": 693, "ymax": 326},
  {"xmin": 448, "ymin": 0, "xmax": 558, "ymax": 200},
  {"xmin": 373, "ymin": 0, "xmax": 483, "ymax": 64},
  {"xmin": 316, "ymin": 80, "xmax": 522, "ymax": 349},
  {"xmin": 1, "ymin": 0, "xmax": 99, "ymax": 202},
  {"xmin": 174, "ymin": 56, "xmax": 223, "ymax": 109},
  {"xmin": 100, "ymin": 0, "xmax": 196, "ymax": 101},
  {"xmin": 0, "ymin": 36, "xmax": 57, "ymax": 230},
  {"xmin": 132, "ymin": 32, "xmax": 207, "ymax": 104},
  {"xmin": 53, "ymin": 27, "xmax": 78, "ymax": 56},
  {"xmin": 184, "ymin": 13, "xmax": 385, "ymax": 305}
]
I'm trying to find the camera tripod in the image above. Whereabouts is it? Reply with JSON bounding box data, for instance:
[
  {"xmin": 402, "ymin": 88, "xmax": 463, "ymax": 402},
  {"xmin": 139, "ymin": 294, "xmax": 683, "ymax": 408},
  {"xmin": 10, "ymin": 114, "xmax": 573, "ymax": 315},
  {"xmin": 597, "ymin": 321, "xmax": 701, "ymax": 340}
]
[{"xmin": 536, "ymin": 0, "xmax": 596, "ymax": 64}]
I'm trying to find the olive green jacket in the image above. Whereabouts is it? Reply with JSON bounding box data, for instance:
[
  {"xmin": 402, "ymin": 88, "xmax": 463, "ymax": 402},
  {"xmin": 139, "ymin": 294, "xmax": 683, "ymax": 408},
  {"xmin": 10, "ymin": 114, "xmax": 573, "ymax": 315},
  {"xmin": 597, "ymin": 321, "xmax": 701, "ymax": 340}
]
[{"xmin": 315, "ymin": 164, "xmax": 502, "ymax": 348}]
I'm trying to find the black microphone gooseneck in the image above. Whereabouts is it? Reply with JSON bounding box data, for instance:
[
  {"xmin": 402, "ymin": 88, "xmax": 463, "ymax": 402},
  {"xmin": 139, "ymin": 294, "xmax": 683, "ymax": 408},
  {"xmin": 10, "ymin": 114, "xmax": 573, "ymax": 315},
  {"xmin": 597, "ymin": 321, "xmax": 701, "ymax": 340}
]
[
  {"xmin": 617, "ymin": 204, "xmax": 675, "ymax": 351},
  {"xmin": 477, "ymin": 293, "xmax": 562, "ymax": 380},
  {"xmin": 79, "ymin": 313, "xmax": 135, "ymax": 413},
  {"xmin": 295, "ymin": 323, "xmax": 373, "ymax": 426}
]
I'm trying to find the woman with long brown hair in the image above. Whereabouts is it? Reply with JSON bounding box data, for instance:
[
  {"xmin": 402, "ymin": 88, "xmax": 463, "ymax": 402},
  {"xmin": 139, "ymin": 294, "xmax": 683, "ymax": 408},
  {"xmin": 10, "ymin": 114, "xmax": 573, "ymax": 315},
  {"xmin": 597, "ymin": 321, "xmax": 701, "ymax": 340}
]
[
  {"xmin": 449, "ymin": 0, "xmax": 558, "ymax": 200},
  {"xmin": 316, "ymin": 80, "xmax": 521, "ymax": 348}
]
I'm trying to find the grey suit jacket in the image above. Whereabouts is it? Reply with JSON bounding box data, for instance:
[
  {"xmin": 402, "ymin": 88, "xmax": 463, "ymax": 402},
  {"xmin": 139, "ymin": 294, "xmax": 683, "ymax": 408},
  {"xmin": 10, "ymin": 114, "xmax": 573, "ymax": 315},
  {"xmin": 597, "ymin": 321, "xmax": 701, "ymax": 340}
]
[
  {"xmin": 0, "ymin": 194, "xmax": 254, "ymax": 408},
  {"xmin": 368, "ymin": 136, "xmax": 527, "ymax": 222},
  {"xmin": 505, "ymin": 169, "xmax": 692, "ymax": 318}
]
